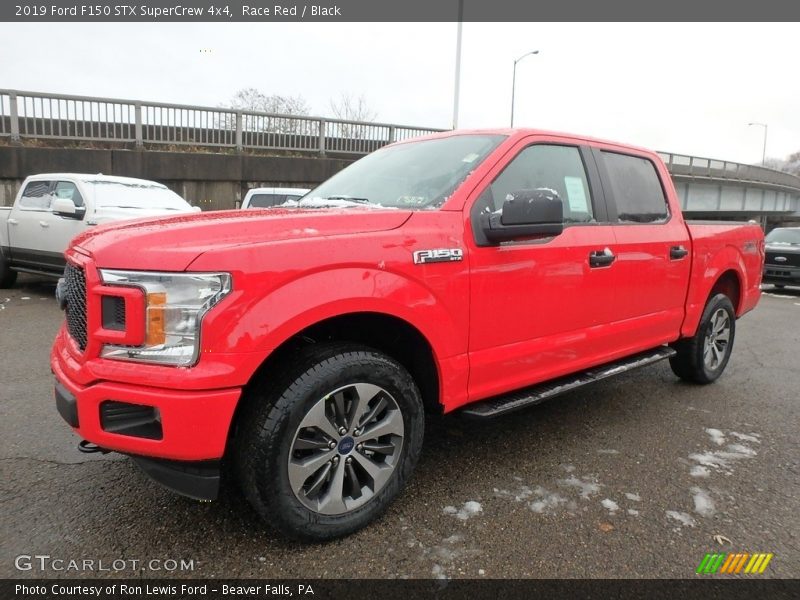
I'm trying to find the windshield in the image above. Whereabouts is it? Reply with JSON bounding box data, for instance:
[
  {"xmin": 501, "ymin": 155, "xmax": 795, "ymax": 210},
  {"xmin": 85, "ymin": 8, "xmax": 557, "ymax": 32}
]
[
  {"xmin": 301, "ymin": 134, "xmax": 506, "ymax": 209},
  {"xmin": 766, "ymin": 228, "xmax": 800, "ymax": 245},
  {"xmin": 88, "ymin": 181, "xmax": 191, "ymax": 210}
]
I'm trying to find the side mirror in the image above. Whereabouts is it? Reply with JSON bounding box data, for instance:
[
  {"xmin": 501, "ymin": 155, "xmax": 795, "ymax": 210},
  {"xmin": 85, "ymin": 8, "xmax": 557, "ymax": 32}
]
[
  {"xmin": 52, "ymin": 197, "xmax": 86, "ymax": 220},
  {"xmin": 480, "ymin": 189, "xmax": 564, "ymax": 243}
]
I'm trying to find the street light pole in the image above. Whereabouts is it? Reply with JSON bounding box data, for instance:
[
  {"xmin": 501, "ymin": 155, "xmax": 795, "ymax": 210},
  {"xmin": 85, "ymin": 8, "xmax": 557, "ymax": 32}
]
[
  {"xmin": 452, "ymin": 0, "xmax": 464, "ymax": 129},
  {"xmin": 510, "ymin": 50, "xmax": 539, "ymax": 128},
  {"xmin": 748, "ymin": 122, "xmax": 768, "ymax": 166}
]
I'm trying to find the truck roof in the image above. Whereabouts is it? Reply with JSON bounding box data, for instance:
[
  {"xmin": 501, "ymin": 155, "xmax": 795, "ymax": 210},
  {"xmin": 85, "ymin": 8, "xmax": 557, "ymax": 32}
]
[
  {"xmin": 410, "ymin": 128, "xmax": 656, "ymax": 156},
  {"xmin": 23, "ymin": 173, "xmax": 169, "ymax": 188}
]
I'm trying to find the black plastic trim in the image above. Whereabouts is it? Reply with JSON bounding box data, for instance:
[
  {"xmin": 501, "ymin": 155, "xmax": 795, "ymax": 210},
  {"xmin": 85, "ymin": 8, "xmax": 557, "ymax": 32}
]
[
  {"xmin": 100, "ymin": 400, "xmax": 163, "ymax": 440},
  {"xmin": 54, "ymin": 382, "xmax": 79, "ymax": 428},
  {"xmin": 129, "ymin": 456, "xmax": 220, "ymax": 501}
]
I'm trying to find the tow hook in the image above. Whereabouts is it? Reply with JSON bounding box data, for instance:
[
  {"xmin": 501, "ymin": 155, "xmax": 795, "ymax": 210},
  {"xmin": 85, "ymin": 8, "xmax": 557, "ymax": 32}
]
[{"xmin": 78, "ymin": 440, "xmax": 109, "ymax": 454}]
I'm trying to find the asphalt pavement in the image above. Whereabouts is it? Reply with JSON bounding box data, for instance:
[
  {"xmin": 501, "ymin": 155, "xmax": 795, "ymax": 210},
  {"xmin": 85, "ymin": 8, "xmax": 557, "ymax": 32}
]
[{"xmin": 1, "ymin": 273, "xmax": 798, "ymax": 579}]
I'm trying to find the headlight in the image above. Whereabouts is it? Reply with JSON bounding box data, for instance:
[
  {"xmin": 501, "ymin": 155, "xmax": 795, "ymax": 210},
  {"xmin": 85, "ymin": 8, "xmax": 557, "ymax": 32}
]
[{"xmin": 98, "ymin": 270, "xmax": 232, "ymax": 366}]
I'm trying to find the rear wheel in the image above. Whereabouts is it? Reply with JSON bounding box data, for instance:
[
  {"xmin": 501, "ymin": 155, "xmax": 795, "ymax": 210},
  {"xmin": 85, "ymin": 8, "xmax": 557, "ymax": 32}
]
[
  {"xmin": 670, "ymin": 293, "xmax": 736, "ymax": 384},
  {"xmin": 0, "ymin": 254, "xmax": 17, "ymax": 288},
  {"xmin": 235, "ymin": 343, "xmax": 424, "ymax": 541}
]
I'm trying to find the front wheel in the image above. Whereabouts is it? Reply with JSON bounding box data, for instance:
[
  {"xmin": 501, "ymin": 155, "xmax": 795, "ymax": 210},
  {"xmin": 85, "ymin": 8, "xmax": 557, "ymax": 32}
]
[
  {"xmin": 670, "ymin": 293, "xmax": 736, "ymax": 384},
  {"xmin": 235, "ymin": 343, "xmax": 424, "ymax": 541}
]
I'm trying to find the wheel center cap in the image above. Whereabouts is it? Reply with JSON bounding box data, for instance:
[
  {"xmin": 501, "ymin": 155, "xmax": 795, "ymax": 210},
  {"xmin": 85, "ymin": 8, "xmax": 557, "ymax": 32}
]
[{"xmin": 338, "ymin": 436, "xmax": 355, "ymax": 455}]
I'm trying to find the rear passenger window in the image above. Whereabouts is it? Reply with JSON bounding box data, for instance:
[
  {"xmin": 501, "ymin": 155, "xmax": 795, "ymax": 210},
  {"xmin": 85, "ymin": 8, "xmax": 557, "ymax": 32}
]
[
  {"xmin": 602, "ymin": 152, "xmax": 669, "ymax": 223},
  {"xmin": 54, "ymin": 182, "xmax": 85, "ymax": 207},
  {"xmin": 19, "ymin": 181, "xmax": 52, "ymax": 210},
  {"xmin": 485, "ymin": 145, "xmax": 595, "ymax": 223}
]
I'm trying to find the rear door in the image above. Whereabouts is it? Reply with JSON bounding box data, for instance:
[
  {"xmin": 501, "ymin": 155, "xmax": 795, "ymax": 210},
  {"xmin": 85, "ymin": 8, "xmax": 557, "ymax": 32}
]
[
  {"xmin": 593, "ymin": 148, "xmax": 691, "ymax": 350},
  {"xmin": 466, "ymin": 138, "xmax": 621, "ymax": 401}
]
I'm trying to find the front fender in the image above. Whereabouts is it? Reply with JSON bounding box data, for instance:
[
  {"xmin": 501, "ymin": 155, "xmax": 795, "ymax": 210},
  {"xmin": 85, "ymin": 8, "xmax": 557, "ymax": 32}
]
[{"xmin": 200, "ymin": 266, "xmax": 468, "ymax": 372}]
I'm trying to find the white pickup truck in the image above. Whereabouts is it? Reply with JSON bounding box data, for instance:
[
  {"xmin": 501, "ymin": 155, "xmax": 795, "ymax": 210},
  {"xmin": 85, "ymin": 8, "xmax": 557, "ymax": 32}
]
[
  {"xmin": 0, "ymin": 173, "xmax": 198, "ymax": 287},
  {"xmin": 241, "ymin": 187, "xmax": 310, "ymax": 209}
]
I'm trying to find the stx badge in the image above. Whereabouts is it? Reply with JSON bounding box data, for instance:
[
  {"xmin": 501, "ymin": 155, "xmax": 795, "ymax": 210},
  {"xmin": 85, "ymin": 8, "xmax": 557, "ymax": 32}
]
[{"xmin": 413, "ymin": 249, "xmax": 464, "ymax": 265}]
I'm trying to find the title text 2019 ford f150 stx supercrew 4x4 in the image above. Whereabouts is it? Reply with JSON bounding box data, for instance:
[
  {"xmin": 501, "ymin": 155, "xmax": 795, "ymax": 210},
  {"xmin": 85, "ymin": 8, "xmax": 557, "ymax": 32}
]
[{"xmin": 51, "ymin": 130, "xmax": 764, "ymax": 540}]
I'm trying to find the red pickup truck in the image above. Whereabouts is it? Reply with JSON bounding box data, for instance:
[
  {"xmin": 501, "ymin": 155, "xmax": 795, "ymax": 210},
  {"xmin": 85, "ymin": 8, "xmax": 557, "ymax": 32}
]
[{"xmin": 51, "ymin": 129, "xmax": 764, "ymax": 540}]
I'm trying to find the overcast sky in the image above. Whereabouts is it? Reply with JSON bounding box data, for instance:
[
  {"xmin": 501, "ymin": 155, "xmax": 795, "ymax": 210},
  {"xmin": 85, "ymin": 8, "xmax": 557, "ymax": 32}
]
[{"xmin": 0, "ymin": 22, "xmax": 797, "ymax": 164}]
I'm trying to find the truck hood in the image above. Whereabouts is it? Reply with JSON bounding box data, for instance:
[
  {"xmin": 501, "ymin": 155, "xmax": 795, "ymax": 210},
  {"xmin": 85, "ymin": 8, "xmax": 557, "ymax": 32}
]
[{"xmin": 73, "ymin": 208, "xmax": 412, "ymax": 271}]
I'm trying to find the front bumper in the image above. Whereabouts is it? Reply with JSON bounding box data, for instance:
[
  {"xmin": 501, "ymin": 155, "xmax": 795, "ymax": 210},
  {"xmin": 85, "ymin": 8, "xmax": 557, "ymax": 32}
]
[
  {"xmin": 51, "ymin": 329, "xmax": 242, "ymax": 463},
  {"xmin": 763, "ymin": 265, "xmax": 800, "ymax": 285}
]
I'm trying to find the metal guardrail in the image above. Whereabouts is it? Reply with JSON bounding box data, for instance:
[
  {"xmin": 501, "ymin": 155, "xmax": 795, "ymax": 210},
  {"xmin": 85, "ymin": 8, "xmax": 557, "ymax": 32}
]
[
  {"xmin": 0, "ymin": 89, "xmax": 442, "ymax": 155},
  {"xmin": 2, "ymin": 89, "xmax": 799, "ymax": 201}
]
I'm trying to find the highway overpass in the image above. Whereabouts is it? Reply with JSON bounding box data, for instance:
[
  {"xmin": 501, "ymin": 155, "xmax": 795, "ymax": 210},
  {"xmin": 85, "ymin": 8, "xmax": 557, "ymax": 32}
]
[{"xmin": 2, "ymin": 89, "xmax": 799, "ymax": 224}]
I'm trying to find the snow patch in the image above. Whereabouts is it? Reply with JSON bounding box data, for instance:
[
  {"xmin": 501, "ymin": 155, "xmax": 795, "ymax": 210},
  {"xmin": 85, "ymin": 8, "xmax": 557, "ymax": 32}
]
[
  {"xmin": 688, "ymin": 444, "xmax": 757, "ymax": 474},
  {"xmin": 601, "ymin": 499, "xmax": 619, "ymax": 513},
  {"xmin": 627, "ymin": 509, "xmax": 640, "ymax": 516},
  {"xmin": 443, "ymin": 501, "xmax": 483, "ymax": 521},
  {"xmin": 705, "ymin": 428, "xmax": 726, "ymax": 446},
  {"xmin": 597, "ymin": 449, "xmax": 620, "ymax": 455},
  {"xmin": 624, "ymin": 492, "xmax": 641, "ymax": 502},
  {"xmin": 690, "ymin": 465, "xmax": 711, "ymax": 478},
  {"xmin": 529, "ymin": 489, "xmax": 572, "ymax": 514},
  {"xmin": 666, "ymin": 510, "xmax": 696, "ymax": 527},
  {"xmin": 691, "ymin": 487, "xmax": 715, "ymax": 516},
  {"xmin": 557, "ymin": 475, "xmax": 602, "ymax": 499}
]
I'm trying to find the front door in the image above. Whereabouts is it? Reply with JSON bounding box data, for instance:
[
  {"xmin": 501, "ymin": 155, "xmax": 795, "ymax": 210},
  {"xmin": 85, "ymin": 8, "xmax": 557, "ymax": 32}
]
[{"xmin": 466, "ymin": 139, "xmax": 620, "ymax": 401}]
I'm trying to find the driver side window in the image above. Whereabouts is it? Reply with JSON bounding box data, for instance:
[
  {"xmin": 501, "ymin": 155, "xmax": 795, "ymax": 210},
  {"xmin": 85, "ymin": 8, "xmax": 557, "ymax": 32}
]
[{"xmin": 483, "ymin": 144, "xmax": 595, "ymax": 223}]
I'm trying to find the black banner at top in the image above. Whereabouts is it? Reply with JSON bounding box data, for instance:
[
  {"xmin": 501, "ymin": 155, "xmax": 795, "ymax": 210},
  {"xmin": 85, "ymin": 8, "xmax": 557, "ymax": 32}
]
[{"xmin": 2, "ymin": 0, "xmax": 800, "ymax": 22}]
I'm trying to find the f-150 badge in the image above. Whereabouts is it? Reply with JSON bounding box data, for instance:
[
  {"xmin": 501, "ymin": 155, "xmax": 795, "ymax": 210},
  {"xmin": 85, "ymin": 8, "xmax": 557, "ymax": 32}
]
[{"xmin": 413, "ymin": 248, "xmax": 464, "ymax": 264}]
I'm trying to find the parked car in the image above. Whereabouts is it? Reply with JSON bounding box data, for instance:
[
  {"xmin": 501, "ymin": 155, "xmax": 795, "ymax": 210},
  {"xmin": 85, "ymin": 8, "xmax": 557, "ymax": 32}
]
[
  {"xmin": 241, "ymin": 187, "xmax": 310, "ymax": 209},
  {"xmin": 51, "ymin": 129, "xmax": 764, "ymax": 541},
  {"xmin": 762, "ymin": 226, "xmax": 800, "ymax": 288},
  {"xmin": 0, "ymin": 173, "xmax": 198, "ymax": 287}
]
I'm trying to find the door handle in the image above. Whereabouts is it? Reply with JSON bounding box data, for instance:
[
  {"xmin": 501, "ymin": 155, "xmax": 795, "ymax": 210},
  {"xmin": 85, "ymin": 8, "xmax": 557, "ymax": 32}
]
[
  {"xmin": 589, "ymin": 248, "xmax": 616, "ymax": 268},
  {"xmin": 39, "ymin": 221, "xmax": 50, "ymax": 228},
  {"xmin": 8, "ymin": 218, "xmax": 19, "ymax": 225},
  {"xmin": 670, "ymin": 245, "xmax": 689, "ymax": 260}
]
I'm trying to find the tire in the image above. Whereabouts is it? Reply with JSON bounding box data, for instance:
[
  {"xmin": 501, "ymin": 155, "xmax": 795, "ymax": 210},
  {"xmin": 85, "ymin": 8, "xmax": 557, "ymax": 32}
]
[
  {"xmin": 0, "ymin": 254, "xmax": 17, "ymax": 288},
  {"xmin": 234, "ymin": 342, "xmax": 424, "ymax": 541},
  {"xmin": 670, "ymin": 293, "xmax": 736, "ymax": 384}
]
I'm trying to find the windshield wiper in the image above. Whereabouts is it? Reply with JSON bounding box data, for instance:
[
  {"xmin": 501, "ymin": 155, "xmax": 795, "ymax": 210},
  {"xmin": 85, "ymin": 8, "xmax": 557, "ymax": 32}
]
[{"xmin": 321, "ymin": 196, "xmax": 371, "ymax": 203}]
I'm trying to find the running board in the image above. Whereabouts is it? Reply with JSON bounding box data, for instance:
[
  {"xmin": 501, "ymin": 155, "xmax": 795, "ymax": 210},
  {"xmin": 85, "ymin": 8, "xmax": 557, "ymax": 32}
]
[{"xmin": 460, "ymin": 347, "xmax": 676, "ymax": 419}]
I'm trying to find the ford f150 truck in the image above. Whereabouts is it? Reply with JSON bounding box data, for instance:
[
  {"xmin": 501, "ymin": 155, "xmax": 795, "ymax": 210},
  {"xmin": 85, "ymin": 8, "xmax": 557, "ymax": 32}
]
[
  {"xmin": 50, "ymin": 129, "xmax": 764, "ymax": 540},
  {"xmin": 0, "ymin": 173, "xmax": 198, "ymax": 287}
]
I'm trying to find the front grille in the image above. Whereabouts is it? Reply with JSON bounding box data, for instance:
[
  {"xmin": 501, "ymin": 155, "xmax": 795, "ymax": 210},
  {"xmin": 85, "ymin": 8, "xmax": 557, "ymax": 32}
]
[
  {"xmin": 765, "ymin": 251, "xmax": 800, "ymax": 268},
  {"xmin": 64, "ymin": 264, "xmax": 88, "ymax": 351}
]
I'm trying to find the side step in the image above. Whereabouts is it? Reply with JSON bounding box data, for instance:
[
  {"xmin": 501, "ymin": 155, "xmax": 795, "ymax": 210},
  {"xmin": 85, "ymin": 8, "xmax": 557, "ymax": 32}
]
[{"xmin": 460, "ymin": 346, "xmax": 676, "ymax": 419}]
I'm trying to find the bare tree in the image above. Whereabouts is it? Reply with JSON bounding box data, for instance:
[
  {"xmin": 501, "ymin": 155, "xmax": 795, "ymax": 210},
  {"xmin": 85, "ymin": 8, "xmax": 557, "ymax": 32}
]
[
  {"xmin": 230, "ymin": 87, "xmax": 310, "ymax": 116},
  {"xmin": 763, "ymin": 152, "xmax": 800, "ymax": 177},
  {"xmin": 763, "ymin": 157, "xmax": 786, "ymax": 171},
  {"xmin": 784, "ymin": 151, "xmax": 800, "ymax": 176},
  {"xmin": 329, "ymin": 93, "xmax": 377, "ymax": 122},
  {"xmin": 225, "ymin": 88, "xmax": 311, "ymax": 135},
  {"xmin": 329, "ymin": 93, "xmax": 378, "ymax": 139}
]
